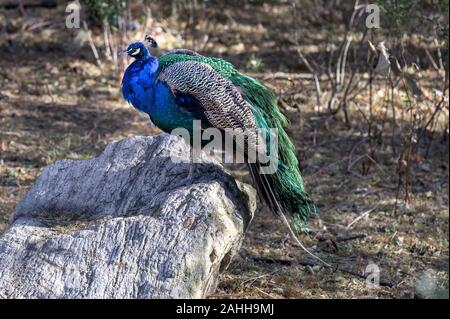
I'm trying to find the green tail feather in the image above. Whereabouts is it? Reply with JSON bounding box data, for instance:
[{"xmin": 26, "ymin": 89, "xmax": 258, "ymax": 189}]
[{"xmin": 230, "ymin": 72, "xmax": 317, "ymax": 231}]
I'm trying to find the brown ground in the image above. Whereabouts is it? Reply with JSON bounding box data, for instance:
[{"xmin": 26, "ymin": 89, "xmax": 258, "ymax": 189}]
[{"xmin": 0, "ymin": 1, "xmax": 448, "ymax": 298}]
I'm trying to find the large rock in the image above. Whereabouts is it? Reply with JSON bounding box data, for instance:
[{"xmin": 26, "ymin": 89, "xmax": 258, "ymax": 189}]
[{"xmin": 0, "ymin": 134, "xmax": 255, "ymax": 299}]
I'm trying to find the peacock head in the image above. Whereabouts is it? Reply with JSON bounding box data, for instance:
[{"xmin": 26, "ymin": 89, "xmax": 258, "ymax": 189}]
[
  {"xmin": 125, "ymin": 36, "xmax": 158, "ymax": 60},
  {"xmin": 125, "ymin": 42, "xmax": 150, "ymax": 60}
]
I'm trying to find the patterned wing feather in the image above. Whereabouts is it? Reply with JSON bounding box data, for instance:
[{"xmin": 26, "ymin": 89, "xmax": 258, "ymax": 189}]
[{"xmin": 158, "ymin": 61, "xmax": 266, "ymax": 159}]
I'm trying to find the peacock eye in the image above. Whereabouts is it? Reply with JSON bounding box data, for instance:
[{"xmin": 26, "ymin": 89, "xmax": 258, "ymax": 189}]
[{"xmin": 130, "ymin": 48, "xmax": 141, "ymax": 56}]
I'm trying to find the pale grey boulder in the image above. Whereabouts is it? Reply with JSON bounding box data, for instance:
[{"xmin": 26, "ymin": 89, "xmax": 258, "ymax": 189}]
[{"xmin": 0, "ymin": 134, "xmax": 255, "ymax": 299}]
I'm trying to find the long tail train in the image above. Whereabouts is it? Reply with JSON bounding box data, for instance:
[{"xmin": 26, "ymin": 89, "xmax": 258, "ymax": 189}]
[{"xmin": 247, "ymin": 162, "xmax": 331, "ymax": 267}]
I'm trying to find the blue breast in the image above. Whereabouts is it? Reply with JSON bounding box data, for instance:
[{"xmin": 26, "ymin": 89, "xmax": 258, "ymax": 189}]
[
  {"xmin": 121, "ymin": 60, "xmax": 154, "ymax": 112},
  {"xmin": 122, "ymin": 60, "xmax": 197, "ymax": 134}
]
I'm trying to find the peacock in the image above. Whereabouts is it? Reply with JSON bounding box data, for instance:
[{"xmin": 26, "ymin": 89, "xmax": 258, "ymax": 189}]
[{"xmin": 121, "ymin": 37, "xmax": 323, "ymax": 261}]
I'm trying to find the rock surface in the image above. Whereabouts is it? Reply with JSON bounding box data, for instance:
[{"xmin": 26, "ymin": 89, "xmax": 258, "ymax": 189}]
[{"xmin": 0, "ymin": 134, "xmax": 255, "ymax": 299}]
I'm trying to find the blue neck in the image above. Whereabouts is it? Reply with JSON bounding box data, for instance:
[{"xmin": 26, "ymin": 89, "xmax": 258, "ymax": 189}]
[
  {"xmin": 134, "ymin": 50, "xmax": 158, "ymax": 72},
  {"xmin": 138, "ymin": 49, "xmax": 152, "ymax": 64},
  {"xmin": 122, "ymin": 55, "xmax": 159, "ymax": 113},
  {"xmin": 142, "ymin": 55, "xmax": 159, "ymax": 74}
]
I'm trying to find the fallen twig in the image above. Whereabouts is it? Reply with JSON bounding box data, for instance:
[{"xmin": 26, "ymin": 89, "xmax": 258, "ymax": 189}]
[
  {"xmin": 251, "ymin": 257, "xmax": 394, "ymax": 287},
  {"xmin": 336, "ymin": 234, "xmax": 366, "ymax": 242},
  {"xmin": 346, "ymin": 204, "xmax": 379, "ymax": 230},
  {"xmin": 241, "ymin": 270, "xmax": 279, "ymax": 287}
]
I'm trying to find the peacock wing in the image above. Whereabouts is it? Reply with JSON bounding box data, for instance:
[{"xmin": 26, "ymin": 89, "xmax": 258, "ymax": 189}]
[{"xmin": 157, "ymin": 60, "xmax": 266, "ymax": 158}]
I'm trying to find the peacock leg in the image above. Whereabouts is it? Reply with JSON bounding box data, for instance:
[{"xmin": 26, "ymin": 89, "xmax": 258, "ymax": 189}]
[{"xmin": 183, "ymin": 146, "xmax": 196, "ymax": 185}]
